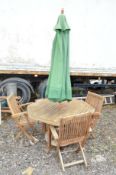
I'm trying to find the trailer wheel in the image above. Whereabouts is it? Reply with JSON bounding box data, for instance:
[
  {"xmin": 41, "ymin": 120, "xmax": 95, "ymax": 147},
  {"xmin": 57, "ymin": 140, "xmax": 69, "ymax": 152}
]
[
  {"xmin": 38, "ymin": 79, "xmax": 48, "ymax": 98},
  {"xmin": 0, "ymin": 78, "xmax": 34, "ymax": 103},
  {"xmin": 16, "ymin": 83, "xmax": 31, "ymax": 103}
]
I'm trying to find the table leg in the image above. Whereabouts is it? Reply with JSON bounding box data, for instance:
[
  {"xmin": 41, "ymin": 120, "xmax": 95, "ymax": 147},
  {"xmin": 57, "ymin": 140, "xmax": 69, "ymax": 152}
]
[
  {"xmin": 47, "ymin": 125, "xmax": 51, "ymax": 152},
  {"xmin": 41, "ymin": 122, "xmax": 46, "ymax": 133}
]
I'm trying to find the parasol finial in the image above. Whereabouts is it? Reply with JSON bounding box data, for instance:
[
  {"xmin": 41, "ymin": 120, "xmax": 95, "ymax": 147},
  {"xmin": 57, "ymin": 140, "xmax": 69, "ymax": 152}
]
[{"xmin": 61, "ymin": 8, "xmax": 64, "ymax": 14}]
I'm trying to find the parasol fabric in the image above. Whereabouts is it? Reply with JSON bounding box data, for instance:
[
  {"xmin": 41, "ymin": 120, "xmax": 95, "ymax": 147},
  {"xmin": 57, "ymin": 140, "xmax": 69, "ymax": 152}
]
[{"xmin": 45, "ymin": 14, "xmax": 72, "ymax": 102}]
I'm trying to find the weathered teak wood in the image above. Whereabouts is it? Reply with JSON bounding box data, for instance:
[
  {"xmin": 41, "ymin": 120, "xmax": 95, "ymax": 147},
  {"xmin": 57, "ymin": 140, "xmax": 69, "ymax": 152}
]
[
  {"xmin": 49, "ymin": 113, "xmax": 92, "ymax": 171},
  {"xmin": 85, "ymin": 91, "xmax": 104, "ymax": 135},
  {"xmin": 27, "ymin": 99, "xmax": 95, "ymax": 126},
  {"xmin": 7, "ymin": 95, "xmax": 38, "ymax": 144},
  {"xmin": 0, "ymin": 96, "xmax": 32, "ymax": 114},
  {"xmin": 86, "ymin": 91, "xmax": 104, "ymax": 112}
]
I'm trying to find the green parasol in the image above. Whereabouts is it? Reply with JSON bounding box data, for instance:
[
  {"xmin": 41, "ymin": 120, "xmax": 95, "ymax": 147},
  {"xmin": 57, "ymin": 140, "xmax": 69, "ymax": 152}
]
[{"xmin": 45, "ymin": 10, "xmax": 72, "ymax": 102}]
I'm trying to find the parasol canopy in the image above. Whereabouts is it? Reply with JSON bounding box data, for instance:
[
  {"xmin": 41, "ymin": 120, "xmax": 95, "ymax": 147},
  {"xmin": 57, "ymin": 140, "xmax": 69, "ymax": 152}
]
[{"xmin": 45, "ymin": 11, "xmax": 72, "ymax": 102}]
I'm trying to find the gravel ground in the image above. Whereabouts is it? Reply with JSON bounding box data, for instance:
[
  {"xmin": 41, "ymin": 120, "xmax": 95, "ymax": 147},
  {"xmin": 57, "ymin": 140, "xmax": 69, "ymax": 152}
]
[{"xmin": 0, "ymin": 105, "xmax": 116, "ymax": 175}]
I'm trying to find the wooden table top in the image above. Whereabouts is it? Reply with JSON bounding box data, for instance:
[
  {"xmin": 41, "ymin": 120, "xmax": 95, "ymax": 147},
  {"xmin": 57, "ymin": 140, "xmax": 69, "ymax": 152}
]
[{"xmin": 27, "ymin": 99, "xmax": 95, "ymax": 126}]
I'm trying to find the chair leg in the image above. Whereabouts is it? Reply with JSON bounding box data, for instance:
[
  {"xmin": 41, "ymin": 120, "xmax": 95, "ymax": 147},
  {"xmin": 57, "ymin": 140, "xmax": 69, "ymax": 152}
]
[
  {"xmin": 16, "ymin": 127, "xmax": 38, "ymax": 144},
  {"xmin": 89, "ymin": 131, "xmax": 95, "ymax": 139},
  {"xmin": 18, "ymin": 125, "xmax": 36, "ymax": 143},
  {"xmin": 57, "ymin": 147, "xmax": 65, "ymax": 171},
  {"xmin": 41, "ymin": 123, "xmax": 46, "ymax": 133},
  {"xmin": 81, "ymin": 136, "xmax": 88, "ymax": 148},
  {"xmin": 79, "ymin": 143, "xmax": 87, "ymax": 167},
  {"xmin": 15, "ymin": 131, "xmax": 22, "ymax": 140}
]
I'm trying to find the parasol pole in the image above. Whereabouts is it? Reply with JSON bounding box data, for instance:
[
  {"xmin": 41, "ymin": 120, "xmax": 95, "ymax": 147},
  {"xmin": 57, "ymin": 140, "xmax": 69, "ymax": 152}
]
[{"xmin": 61, "ymin": 8, "xmax": 64, "ymax": 14}]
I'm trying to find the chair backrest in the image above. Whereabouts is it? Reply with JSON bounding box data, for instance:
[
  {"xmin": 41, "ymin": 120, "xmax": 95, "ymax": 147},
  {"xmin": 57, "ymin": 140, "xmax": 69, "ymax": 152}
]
[
  {"xmin": 7, "ymin": 94, "xmax": 21, "ymax": 116},
  {"xmin": 86, "ymin": 91, "xmax": 104, "ymax": 112},
  {"xmin": 58, "ymin": 113, "xmax": 92, "ymax": 146}
]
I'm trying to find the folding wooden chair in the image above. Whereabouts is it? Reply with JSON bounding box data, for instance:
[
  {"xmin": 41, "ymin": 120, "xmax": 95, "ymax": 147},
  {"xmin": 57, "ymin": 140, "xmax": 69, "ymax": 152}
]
[
  {"xmin": 85, "ymin": 91, "xmax": 104, "ymax": 136},
  {"xmin": 49, "ymin": 112, "xmax": 92, "ymax": 171},
  {"xmin": 7, "ymin": 94, "xmax": 38, "ymax": 144}
]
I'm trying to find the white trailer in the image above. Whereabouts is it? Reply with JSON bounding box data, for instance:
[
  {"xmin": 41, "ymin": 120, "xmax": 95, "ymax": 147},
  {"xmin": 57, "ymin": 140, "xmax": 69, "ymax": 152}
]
[{"xmin": 0, "ymin": 0, "xmax": 116, "ymax": 103}]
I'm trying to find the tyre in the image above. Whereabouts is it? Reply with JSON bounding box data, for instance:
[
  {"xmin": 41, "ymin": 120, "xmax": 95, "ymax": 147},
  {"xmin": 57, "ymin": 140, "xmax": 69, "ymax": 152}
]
[
  {"xmin": 0, "ymin": 77, "xmax": 33, "ymax": 103},
  {"xmin": 38, "ymin": 79, "xmax": 48, "ymax": 98}
]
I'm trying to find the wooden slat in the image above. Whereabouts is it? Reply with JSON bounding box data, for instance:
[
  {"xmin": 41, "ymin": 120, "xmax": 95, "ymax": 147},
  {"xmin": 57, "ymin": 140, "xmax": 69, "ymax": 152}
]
[
  {"xmin": 64, "ymin": 160, "xmax": 84, "ymax": 167},
  {"xmin": 51, "ymin": 113, "xmax": 92, "ymax": 171},
  {"xmin": 27, "ymin": 99, "xmax": 95, "ymax": 126},
  {"xmin": 85, "ymin": 91, "xmax": 104, "ymax": 133}
]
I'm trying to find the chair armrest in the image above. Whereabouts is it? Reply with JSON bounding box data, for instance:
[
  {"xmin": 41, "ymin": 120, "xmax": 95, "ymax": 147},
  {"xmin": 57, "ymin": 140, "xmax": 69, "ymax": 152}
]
[
  {"xmin": 12, "ymin": 111, "xmax": 28, "ymax": 118},
  {"xmin": 50, "ymin": 126, "xmax": 58, "ymax": 140},
  {"xmin": 12, "ymin": 111, "xmax": 30, "ymax": 124},
  {"xmin": 0, "ymin": 96, "xmax": 7, "ymax": 101},
  {"xmin": 20, "ymin": 102, "xmax": 33, "ymax": 107}
]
